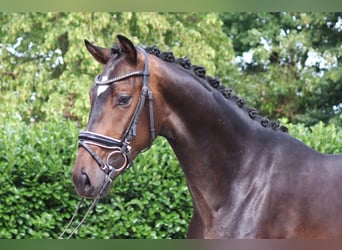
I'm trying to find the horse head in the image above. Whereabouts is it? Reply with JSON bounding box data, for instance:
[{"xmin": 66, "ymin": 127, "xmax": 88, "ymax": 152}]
[{"xmin": 72, "ymin": 35, "xmax": 159, "ymax": 198}]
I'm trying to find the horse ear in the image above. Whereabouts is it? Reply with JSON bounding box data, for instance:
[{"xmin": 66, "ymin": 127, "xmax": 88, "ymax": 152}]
[
  {"xmin": 84, "ymin": 39, "xmax": 111, "ymax": 64},
  {"xmin": 117, "ymin": 35, "xmax": 137, "ymax": 63}
]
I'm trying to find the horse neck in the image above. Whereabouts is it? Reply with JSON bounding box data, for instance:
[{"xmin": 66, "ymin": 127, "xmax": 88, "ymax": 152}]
[{"xmin": 153, "ymin": 60, "xmax": 253, "ymax": 213}]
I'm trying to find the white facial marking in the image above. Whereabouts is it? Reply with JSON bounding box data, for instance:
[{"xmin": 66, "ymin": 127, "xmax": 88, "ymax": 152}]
[
  {"xmin": 97, "ymin": 85, "xmax": 109, "ymax": 97},
  {"xmin": 97, "ymin": 75, "xmax": 109, "ymax": 97}
]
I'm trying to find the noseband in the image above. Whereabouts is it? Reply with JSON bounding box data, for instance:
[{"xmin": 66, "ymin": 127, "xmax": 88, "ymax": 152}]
[{"xmin": 78, "ymin": 48, "xmax": 155, "ymax": 180}]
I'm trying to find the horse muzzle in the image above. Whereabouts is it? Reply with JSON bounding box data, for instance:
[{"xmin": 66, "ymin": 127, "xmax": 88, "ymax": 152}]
[{"xmin": 72, "ymin": 131, "xmax": 133, "ymax": 198}]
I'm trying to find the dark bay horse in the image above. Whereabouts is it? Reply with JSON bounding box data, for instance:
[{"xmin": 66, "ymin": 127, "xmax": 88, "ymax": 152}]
[{"xmin": 71, "ymin": 34, "xmax": 342, "ymax": 238}]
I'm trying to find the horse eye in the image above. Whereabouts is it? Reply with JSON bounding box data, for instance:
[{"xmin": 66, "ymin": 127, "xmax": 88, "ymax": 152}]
[{"xmin": 116, "ymin": 94, "xmax": 132, "ymax": 106}]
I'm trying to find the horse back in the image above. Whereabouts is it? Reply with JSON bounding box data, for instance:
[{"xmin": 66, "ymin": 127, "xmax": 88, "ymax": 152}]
[{"xmin": 255, "ymin": 134, "xmax": 342, "ymax": 238}]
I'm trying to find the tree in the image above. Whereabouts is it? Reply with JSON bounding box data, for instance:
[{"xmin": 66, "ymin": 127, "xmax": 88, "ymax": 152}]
[
  {"xmin": 220, "ymin": 12, "xmax": 342, "ymax": 126},
  {"xmin": 0, "ymin": 12, "xmax": 234, "ymax": 125}
]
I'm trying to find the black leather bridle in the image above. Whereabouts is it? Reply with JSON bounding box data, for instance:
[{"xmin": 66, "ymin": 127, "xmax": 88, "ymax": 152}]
[
  {"xmin": 59, "ymin": 47, "xmax": 156, "ymax": 239},
  {"xmin": 78, "ymin": 48, "xmax": 155, "ymax": 181}
]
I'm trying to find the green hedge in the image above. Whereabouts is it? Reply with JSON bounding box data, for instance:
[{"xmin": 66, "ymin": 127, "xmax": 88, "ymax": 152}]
[
  {"xmin": 0, "ymin": 118, "xmax": 192, "ymax": 239},
  {"xmin": 1, "ymin": 117, "xmax": 341, "ymax": 238},
  {"xmin": 283, "ymin": 119, "xmax": 342, "ymax": 155}
]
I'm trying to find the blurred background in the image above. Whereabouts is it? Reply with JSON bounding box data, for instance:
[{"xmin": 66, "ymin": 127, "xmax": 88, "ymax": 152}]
[{"xmin": 0, "ymin": 12, "xmax": 341, "ymax": 238}]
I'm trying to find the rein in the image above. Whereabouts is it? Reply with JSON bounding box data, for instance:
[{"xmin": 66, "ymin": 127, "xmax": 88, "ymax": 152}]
[{"xmin": 59, "ymin": 47, "xmax": 155, "ymax": 239}]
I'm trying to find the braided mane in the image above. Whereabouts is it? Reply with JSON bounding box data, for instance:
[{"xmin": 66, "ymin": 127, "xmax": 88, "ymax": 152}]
[
  {"xmin": 143, "ymin": 45, "xmax": 288, "ymax": 133},
  {"xmin": 112, "ymin": 44, "xmax": 287, "ymax": 133}
]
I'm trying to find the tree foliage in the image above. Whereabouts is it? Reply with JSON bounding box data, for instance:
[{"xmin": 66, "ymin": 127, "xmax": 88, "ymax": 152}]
[
  {"xmin": 220, "ymin": 12, "xmax": 342, "ymax": 125},
  {"xmin": 0, "ymin": 12, "xmax": 235, "ymax": 125},
  {"xmin": 0, "ymin": 12, "xmax": 341, "ymax": 239},
  {"xmin": 1, "ymin": 12, "xmax": 341, "ymax": 126}
]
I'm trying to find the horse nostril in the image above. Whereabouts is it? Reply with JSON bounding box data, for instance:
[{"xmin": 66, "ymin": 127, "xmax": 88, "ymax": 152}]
[{"xmin": 81, "ymin": 172, "xmax": 91, "ymax": 188}]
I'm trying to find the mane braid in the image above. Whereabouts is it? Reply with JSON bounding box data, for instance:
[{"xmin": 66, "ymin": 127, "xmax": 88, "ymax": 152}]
[{"xmin": 144, "ymin": 45, "xmax": 288, "ymax": 133}]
